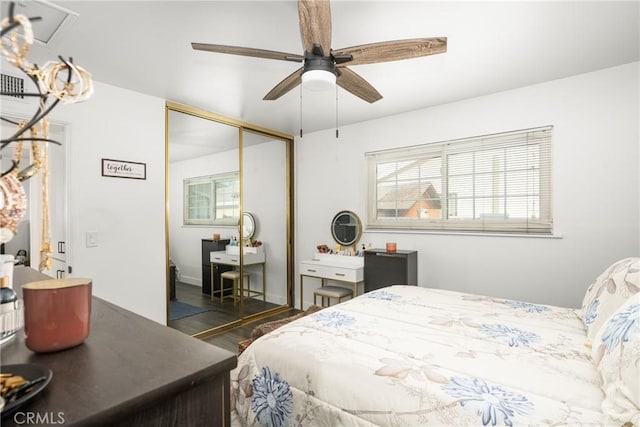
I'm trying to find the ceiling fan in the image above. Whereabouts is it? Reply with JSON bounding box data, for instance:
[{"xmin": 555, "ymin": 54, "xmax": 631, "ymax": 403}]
[{"xmin": 191, "ymin": 0, "xmax": 446, "ymax": 103}]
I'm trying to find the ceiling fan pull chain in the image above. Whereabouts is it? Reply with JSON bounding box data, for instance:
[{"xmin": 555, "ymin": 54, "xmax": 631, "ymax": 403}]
[
  {"xmin": 335, "ymin": 84, "xmax": 339, "ymax": 139},
  {"xmin": 299, "ymin": 85, "xmax": 303, "ymax": 138}
]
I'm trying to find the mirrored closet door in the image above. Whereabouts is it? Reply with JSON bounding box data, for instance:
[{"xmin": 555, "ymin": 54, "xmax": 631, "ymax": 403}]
[
  {"xmin": 240, "ymin": 129, "xmax": 291, "ymax": 319},
  {"xmin": 165, "ymin": 102, "xmax": 293, "ymax": 337}
]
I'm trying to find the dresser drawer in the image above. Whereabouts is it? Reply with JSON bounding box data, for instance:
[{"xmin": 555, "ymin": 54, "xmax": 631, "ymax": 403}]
[
  {"xmin": 300, "ymin": 262, "xmax": 362, "ymax": 282},
  {"xmin": 211, "ymin": 251, "xmax": 266, "ymax": 266},
  {"xmin": 211, "ymin": 253, "xmax": 240, "ymax": 266}
]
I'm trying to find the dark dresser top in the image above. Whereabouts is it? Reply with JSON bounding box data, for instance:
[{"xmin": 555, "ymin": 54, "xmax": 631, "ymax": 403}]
[{"xmin": 1, "ymin": 267, "xmax": 237, "ymax": 426}]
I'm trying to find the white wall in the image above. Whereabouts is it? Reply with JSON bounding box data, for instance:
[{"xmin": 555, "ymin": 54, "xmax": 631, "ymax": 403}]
[
  {"xmin": 295, "ymin": 62, "xmax": 640, "ymax": 309},
  {"xmin": 2, "ymin": 80, "xmax": 167, "ymax": 323}
]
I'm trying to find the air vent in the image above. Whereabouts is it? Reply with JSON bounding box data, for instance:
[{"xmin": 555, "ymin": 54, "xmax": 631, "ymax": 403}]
[
  {"xmin": 0, "ymin": 1, "xmax": 78, "ymax": 47},
  {"xmin": 1, "ymin": 74, "xmax": 24, "ymax": 99}
]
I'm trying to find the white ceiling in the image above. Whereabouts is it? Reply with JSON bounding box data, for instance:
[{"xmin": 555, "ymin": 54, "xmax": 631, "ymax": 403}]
[{"xmin": 7, "ymin": 1, "xmax": 640, "ymax": 138}]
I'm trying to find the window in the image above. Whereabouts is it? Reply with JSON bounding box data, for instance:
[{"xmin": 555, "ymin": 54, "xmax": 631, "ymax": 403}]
[
  {"xmin": 183, "ymin": 172, "xmax": 239, "ymax": 225},
  {"xmin": 366, "ymin": 127, "xmax": 552, "ymax": 234}
]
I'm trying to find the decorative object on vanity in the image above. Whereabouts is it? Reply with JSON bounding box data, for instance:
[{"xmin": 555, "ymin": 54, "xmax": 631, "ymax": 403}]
[
  {"xmin": 191, "ymin": 0, "xmax": 446, "ymax": 104},
  {"xmin": 385, "ymin": 242, "xmax": 397, "ymax": 253},
  {"xmin": 1, "ymin": 2, "xmax": 93, "ymax": 273},
  {"xmin": 364, "ymin": 249, "xmax": 417, "ymax": 292},
  {"xmin": 330, "ymin": 210, "xmax": 362, "ymax": 247},
  {"xmin": 22, "ymin": 277, "xmax": 92, "ymax": 353},
  {"xmin": 316, "ymin": 244, "xmax": 330, "ymax": 253},
  {"xmin": 101, "ymin": 158, "xmax": 146, "ymax": 180}
]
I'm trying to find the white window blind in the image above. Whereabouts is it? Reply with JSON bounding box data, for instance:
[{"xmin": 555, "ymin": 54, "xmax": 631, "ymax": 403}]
[
  {"xmin": 183, "ymin": 172, "xmax": 239, "ymax": 225},
  {"xmin": 366, "ymin": 127, "xmax": 553, "ymax": 234}
]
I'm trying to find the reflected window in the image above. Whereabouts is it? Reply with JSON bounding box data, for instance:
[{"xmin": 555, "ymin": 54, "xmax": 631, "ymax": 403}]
[{"xmin": 184, "ymin": 172, "xmax": 239, "ymax": 225}]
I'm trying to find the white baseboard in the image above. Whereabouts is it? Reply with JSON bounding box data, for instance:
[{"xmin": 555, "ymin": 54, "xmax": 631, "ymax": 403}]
[{"xmin": 179, "ymin": 275, "xmax": 200, "ymax": 287}]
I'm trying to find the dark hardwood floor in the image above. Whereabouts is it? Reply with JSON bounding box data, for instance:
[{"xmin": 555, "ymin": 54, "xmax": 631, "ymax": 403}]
[
  {"xmin": 169, "ymin": 281, "xmax": 298, "ymax": 352},
  {"xmin": 202, "ymin": 308, "xmax": 300, "ymax": 353}
]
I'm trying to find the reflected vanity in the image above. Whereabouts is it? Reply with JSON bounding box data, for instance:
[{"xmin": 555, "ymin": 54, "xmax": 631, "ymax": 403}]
[
  {"xmin": 210, "ymin": 212, "xmax": 266, "ymax": 306},
  {"xmin": 166, "ymin": 102, "xmax": 293, "ymax": 337}
]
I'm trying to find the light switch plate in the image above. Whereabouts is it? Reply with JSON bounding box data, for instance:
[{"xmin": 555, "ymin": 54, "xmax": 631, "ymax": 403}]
[{"xmin": 86, "ymin": 231, "xmax": 98, "ymax": 247}]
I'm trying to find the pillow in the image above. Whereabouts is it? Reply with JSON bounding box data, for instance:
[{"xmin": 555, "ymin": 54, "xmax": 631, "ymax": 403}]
[
  {"xmin": 591, "ymin": 295, "xmax": 640, "ymax": 426},
  {"xmin": 581, "ymin": 257, "xmax": 639, "ymax": 340}
]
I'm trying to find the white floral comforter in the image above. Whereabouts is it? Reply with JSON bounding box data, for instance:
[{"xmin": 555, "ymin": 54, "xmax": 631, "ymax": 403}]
[{"xmin": 231, "ymin": 286, "xmax": 604, "ymax": 426}]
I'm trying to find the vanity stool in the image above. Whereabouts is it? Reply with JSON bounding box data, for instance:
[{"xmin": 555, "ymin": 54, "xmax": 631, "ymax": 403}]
[
  {"xmin": 218, "ymin": 270, "xmax": 251, "ymax": 306},
  {"xmin": 313, "ymin": 286, "xmax": 353, "ymax": 308}
]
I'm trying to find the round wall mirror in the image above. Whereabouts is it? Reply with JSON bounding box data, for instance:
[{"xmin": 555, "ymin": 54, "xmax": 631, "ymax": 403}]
[
  {"xmin": 240, "ymin": 212, "xmax": 256, "ymax": 240},
  {"xmin": 330, "ymin": 211, "xmax": 362, "ymax": 246}
]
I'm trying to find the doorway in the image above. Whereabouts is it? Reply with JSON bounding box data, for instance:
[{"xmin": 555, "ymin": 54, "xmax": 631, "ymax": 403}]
[{"xmin": 0, "ymin": 116, "xmax": 70, "ymax": 277}]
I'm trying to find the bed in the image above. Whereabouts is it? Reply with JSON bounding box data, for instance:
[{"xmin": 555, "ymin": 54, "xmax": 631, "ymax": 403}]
[{"xmin": 230, "ymin": 257, "xmax": 639, "ymax": 426}]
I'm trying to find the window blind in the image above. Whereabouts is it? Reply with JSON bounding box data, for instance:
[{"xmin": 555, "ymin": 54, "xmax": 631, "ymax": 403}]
[{"xmin": 366, "ymin": 126, "xmax": 553, "ymax": 234}]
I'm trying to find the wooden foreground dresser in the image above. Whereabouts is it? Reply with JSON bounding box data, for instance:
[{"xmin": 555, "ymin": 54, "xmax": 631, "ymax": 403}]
[{"xmin": 1, "ymin": 267, "xmax": 237, "ymax": 426}]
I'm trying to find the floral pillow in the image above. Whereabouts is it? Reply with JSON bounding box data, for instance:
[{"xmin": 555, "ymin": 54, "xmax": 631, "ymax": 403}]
[
  {"xmin": 591, "ymin": 295, "xmax": 640, "ymax": 426},
  {"xmin": 581, "ymin": 257, "xmax": 639, "ymax": 340}
]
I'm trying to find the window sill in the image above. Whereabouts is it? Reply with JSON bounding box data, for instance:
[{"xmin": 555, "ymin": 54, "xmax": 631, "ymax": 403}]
[{"xmin": 364, "ymin": 228, "xmax": 563, "ymax": 239}]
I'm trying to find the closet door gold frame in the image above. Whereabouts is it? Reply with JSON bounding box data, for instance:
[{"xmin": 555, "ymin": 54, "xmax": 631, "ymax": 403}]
[{"xmin": 165, "ymin": 101, "xmax": 294, "ymax": 339}]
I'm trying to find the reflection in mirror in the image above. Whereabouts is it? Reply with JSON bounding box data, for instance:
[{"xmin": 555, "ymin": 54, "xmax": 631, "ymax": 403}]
[
  {"xmin": 240, "ymin": 212, "xmax": 256, "ymax": 240},
  {"xmin": 240, "ymin": 130, "xmax": 289, "ymax": 318},
  {"xmin": 166, "ymin": 103, "xmax": 292, "ymax": 338},
  {"xmin": 167, "ymin": 107, "xmax": 242, "ymax": 335},
  {"xmin": 331, "ymin": 210, "xmax": 362, "ymax": 246}
]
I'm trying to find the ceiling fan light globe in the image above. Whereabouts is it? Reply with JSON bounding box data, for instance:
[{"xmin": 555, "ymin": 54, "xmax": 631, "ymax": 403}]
[{"xmin": 301, "ymin": 70, "xmax": 336, "ymax": 91}]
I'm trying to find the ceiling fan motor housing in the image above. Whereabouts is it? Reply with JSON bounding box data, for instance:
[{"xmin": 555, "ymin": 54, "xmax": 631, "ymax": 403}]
[{"xmin": 302, "ymin": 52, "xmax": 337, "ymax": 76}]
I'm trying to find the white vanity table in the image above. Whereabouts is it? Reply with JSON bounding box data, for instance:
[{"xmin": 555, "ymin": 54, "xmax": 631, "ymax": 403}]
[
  {"xmin": 211, "ymin": 246, "xmax": 266, "ymax": 300},
  {"xmin": 299, "ymin": 253, "xmax": 364, "ymax": 309}
]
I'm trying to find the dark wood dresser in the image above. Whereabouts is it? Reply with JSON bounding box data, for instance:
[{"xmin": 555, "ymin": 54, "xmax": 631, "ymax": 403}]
[
  {"xmin": 202, "ymin": 239, "xmax": 231, "ymax": 296},
  {"xmin": 1, "ymin": 267, "xmax": 237, "ymax": 426}
]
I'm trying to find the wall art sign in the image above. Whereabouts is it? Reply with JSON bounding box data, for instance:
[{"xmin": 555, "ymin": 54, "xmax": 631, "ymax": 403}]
[{"xmin": 102, "ymin": 158, "xmax": 146, "ymax": 180}]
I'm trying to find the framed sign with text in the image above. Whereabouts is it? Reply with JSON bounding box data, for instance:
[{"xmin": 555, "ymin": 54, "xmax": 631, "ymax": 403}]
[{"xmin": 102, "ymin": 158, "xmax": 146, "ymax": 180}]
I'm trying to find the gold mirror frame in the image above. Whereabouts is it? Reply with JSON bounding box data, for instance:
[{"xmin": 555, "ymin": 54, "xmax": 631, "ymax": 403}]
[{"xmin": 330, "ymin": 210, "xmax": 362, "ymax": 246}]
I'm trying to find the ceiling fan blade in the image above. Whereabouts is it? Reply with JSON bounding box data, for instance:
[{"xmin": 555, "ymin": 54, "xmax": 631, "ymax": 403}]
[
  {"xmin": 334, "ymin": 37, "xmax": 447, "ymax": 66},
  {"xmin": 263, "ymin": 68, "xmax": 304, "ymax": 100},
  {"xmin": 298, "ymin": 0, "xmax": 332, "ymax": 55},
  {"xmin": 191, "ymin": 43, "xmax": 304, "ymax": 62},
  {"xmin": 336, "ymin": 67, "xmax": 382, "ymax": 103}
]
